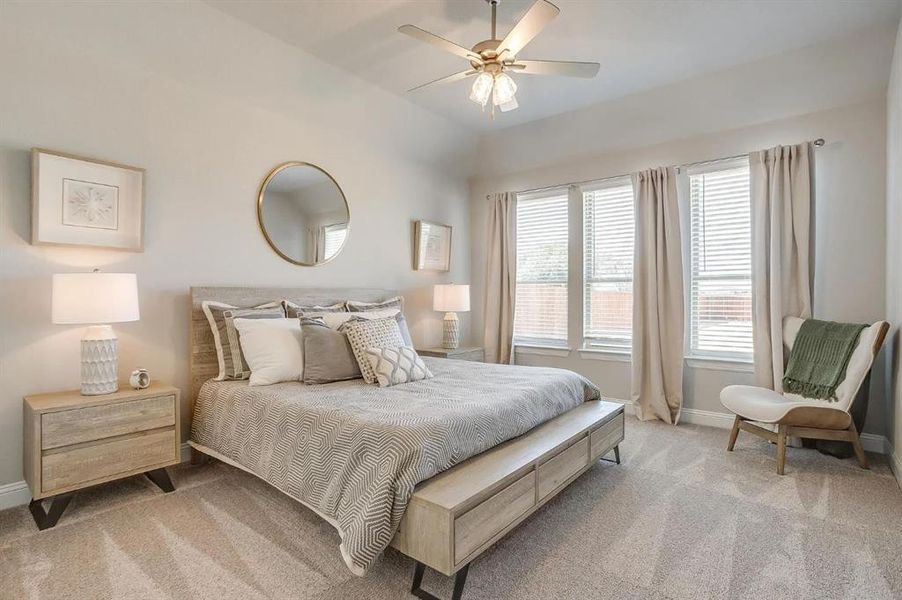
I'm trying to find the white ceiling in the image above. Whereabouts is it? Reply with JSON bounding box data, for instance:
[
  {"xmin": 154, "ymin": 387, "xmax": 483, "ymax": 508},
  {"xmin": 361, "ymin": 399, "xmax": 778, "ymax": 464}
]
[{"xmin": 208, "ymin": 0, "xmax": 901, "ymax": 132}]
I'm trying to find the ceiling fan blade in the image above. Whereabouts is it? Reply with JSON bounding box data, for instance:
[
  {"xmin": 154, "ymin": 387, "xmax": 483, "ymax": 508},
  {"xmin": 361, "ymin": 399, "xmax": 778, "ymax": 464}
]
[
  {"xmin": 398, "ymin": 25, "xmax": 482, "ymax": 63},
  {"xmin": 408, "ymin": 69, "xmax": 479, "ymax": 92},
  {"xmin": 497, "ymin": 0, "xmax": 560, "ymax": 59},
  {"xmin": 509, "ymin": 60, "xmax": 600, "ymax": 78}
]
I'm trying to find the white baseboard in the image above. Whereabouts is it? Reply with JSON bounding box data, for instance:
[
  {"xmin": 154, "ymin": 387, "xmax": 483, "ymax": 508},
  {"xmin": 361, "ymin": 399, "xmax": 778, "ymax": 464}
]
[
  {"xmin": 0, "ymin": 443, "xmax": 194, "ymax": 511},
  {"xmin": 0, "ymin": 481, "xmax": 32, "ymax": 511},
  {"xmin": 890, "ymin": 446, "xmax": 902, "ymax": 491},
  {"xmin": 617, "ymin": 399, "xmax": 889, "ymax": 454}
]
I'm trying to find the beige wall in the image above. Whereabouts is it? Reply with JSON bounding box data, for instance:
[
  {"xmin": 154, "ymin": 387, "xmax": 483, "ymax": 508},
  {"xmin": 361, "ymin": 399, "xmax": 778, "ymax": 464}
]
[
  {"xmin": 0, "ymin": 2, "xmax": 476, "ymax": 488},
  {"xmin": 471, "ymin": 99, "xmax": 888, "ymax": 433},
  {"xmin": 886, "ymin": 19, "xmax": 902, "ymax": 475}
]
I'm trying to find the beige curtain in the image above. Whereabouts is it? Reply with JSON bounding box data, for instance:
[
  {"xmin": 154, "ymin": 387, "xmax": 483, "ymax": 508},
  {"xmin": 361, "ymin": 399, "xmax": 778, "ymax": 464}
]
[
  {"xmin": 631, "ymin": 167, "xmax": 684, "ymax": 424},
  {"xmin": 483, "ymin": 192, "xmax": 517, "ymax": 364},
  {"xmin": 750, "ymin": 143, "xmax": 813, "ymax": 390}
]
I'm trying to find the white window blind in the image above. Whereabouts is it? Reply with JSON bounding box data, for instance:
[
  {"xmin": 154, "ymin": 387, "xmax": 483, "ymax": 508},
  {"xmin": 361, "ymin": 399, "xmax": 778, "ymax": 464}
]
[
  {"xmin": 687, "ymin": 159, "xmax": 753, "ymax": 360},
  {"xmin": 583, "ymin": 178, "xmax": 634, "ymax": 350},
  {"xmin": 323, "ymin": 224, "xmax": 347, "ymax": 260},
  {"xmin": 514, "ymin": 189, "xmax": 569, "ymax": 347}
]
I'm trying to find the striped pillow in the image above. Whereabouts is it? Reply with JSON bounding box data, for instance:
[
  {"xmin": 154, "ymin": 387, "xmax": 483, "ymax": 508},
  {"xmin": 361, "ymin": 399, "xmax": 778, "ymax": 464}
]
[
  {"xmin": 346, "ymin": 296, "xmax": 404, "ymax": 312},
  {"xmin": 283, "ymin": 300, "xmax": 346, "ymax": 319},
  {"xmin": 202, "ymin": 301, "xmax": 284, "ymax": 380}
]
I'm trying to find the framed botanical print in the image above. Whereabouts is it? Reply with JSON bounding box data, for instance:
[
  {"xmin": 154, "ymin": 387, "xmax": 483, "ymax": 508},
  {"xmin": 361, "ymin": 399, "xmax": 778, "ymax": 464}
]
[
  {"xmin": 31, "ymin": 148, "xmax": 145, "ymax": 251},
  {"xmin": 414, "ymin": 220, "xmax": 452, "ymax": 271}
]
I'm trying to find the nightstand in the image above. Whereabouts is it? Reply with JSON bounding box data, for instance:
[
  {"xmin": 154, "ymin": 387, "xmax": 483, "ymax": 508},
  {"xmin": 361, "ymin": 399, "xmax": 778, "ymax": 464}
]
[
  {"xmin": 417, "ymin": 347, "xmax": 485, "ymax": 362},
  {"xmin": 23, "ymin": 383, "xmax": 181, "ymax": 530}
]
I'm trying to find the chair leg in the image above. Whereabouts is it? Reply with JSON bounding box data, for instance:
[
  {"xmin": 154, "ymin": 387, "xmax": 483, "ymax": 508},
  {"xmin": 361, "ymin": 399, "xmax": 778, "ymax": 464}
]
[
  {"xmin": 776, "ymin": 424, "xmax": 788, "ymax": 475},
  {"xmin": 848, "ymin": 422, "xmax": 870, "ymax": 470},
  {"xmin": 727, "ymin": 416, "xmax": 742, "ymax": 451}
]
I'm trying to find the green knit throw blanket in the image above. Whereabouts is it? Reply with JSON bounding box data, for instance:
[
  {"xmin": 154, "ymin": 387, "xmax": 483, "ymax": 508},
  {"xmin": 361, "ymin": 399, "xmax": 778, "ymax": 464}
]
[{"xmin": 782, "ymin": 319, "xmax": 866, "ymax": 401}]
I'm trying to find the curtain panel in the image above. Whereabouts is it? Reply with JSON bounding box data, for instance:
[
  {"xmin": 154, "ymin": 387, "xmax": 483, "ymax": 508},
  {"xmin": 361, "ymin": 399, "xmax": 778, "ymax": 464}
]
[
  {"xmin": 750, "ymin": 143, "xmax": 813, "ymax": 390},
  {"xmin": 483, "ymin": 192, "xmax": 517, "ymax": 364},
  {"xmin": 630, "ymin": 167, "xmax": 684, "ymax": 424}
]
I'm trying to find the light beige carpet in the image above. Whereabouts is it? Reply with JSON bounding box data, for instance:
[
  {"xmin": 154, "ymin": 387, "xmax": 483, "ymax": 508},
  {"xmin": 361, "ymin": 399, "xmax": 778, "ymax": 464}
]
[{"xmin": 2, "ymin": 417, "xmax": 901, "ymax": 600}]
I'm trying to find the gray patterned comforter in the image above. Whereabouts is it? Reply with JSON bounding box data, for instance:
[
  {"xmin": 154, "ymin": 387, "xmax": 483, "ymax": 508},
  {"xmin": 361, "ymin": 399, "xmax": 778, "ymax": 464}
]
[{"xmin": 190, "ymin": 357, "xmax": 600, "ymax": 575}]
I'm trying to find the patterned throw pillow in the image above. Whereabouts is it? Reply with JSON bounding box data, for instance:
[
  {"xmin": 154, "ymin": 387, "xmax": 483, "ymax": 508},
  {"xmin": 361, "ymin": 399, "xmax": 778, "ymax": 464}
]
[
  {"xmin": 283, "ymin": 300, "xmax": 346, "ymax": 319},
  {"xmin": 202, "ymin": 301, "xmax": 285, "ymax": 380},
  {"xmin": 340, "ymin": 317, "xmax": 405, "ymax": 384},
  {"xmin": 365, "ymin": 347, "xmax": 434, "ymax": 387}
]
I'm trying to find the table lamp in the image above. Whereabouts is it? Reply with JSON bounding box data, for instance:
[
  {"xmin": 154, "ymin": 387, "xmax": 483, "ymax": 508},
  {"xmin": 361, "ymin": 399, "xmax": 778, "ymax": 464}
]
[
  {"xmin": 433, "ymin": 284, "xmax": 470, "ymax": 350},
  {"xmin": 52, "ymin": 271, "xmax": 140, "ymax": 395}
]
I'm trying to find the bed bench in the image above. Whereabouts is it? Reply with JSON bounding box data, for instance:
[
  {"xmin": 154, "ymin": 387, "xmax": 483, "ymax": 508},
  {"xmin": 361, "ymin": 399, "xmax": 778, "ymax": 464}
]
[{"xmin": 391, "ymin": 400, "xmax": 624, "ymax": 600}]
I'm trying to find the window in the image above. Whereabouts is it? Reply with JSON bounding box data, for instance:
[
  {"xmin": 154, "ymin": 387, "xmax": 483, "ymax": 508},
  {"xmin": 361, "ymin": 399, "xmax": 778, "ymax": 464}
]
[
  {"xmin": 323, "ymin": 223, "xmax": 348, "ymax": 260},
  {"xmin": 514, "ymin": 189, "xmax": 569, "ymax": 347},
  {"xmin": 687, "ymin": 159, "xmax": 753, "ymax": 360},
  {"xmin": 583, "ymin": 178, "xmax": 634, "ymax": 351}
]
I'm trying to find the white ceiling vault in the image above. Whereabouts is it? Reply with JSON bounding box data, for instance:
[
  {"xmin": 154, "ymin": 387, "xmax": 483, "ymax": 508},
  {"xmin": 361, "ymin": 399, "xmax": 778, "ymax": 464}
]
[{"xmin": 208, "ymin": 0, "xmax": 901, "ymax": 132}]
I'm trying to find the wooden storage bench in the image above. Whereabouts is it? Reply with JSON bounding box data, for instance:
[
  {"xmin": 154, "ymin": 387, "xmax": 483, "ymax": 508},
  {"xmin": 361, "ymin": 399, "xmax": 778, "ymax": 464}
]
[{"xmin": 391, "ymin": 400, "xmax": 624, "ymax": 599}]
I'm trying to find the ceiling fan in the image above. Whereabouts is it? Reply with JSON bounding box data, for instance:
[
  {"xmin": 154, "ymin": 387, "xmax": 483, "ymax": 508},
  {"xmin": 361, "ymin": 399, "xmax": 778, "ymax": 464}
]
[{"xmin": 399, "ymin": 0, "xmax": 599, "ymax": 117}]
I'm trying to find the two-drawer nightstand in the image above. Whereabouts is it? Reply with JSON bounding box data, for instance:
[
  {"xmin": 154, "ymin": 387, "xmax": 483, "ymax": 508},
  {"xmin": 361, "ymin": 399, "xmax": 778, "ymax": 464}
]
[
  {"xmin": 417, "ymin": 347, "xmax": 485, "ymax": 362},
  {"xmin": 23, "ymin": 383, "xmax": 181, "ymax": 530}
]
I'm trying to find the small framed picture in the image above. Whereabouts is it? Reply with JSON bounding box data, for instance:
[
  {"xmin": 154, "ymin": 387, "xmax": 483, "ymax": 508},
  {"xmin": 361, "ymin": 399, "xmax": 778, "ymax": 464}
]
[
  {"xmin": 414, "ymin": 220, "xmax": 452, "ymax": 271},
  {"xmin": 32, "ymin": 148, "xmax": 145, "ymax": 251}
]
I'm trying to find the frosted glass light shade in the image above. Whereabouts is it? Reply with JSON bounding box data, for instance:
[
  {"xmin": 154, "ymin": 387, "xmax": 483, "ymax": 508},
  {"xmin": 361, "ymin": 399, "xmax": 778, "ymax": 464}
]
[
  {"xmin": 52, "ymin": 273, "xmax": 140, "ymax": 324},
  {"xmin": 433, "ymin": 284, "xmax": 470, "ymax": 313},
  {"xmin": 492, "ymin": 72, "xmax": 517, "ymax": 106},
  {"xmin": 469, "ymin": 72, "xmax": 493, "ymax": 106}
]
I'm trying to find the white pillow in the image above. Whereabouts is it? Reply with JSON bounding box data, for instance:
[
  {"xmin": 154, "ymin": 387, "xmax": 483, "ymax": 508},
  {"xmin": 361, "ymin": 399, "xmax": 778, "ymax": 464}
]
[{"xmin": 232, "ymin": 318, "xmax": 303, "ymax": 386}]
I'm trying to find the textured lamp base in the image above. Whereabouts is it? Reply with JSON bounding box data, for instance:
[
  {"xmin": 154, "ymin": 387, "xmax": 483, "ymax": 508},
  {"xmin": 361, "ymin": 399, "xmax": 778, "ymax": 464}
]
[
  {"xmin": 81, "ymin": 325, "xmax": 119, "ymax": 396},
  {"xmin": 442, "ymin": 312, "xmax": 460, "ymax": 349}
]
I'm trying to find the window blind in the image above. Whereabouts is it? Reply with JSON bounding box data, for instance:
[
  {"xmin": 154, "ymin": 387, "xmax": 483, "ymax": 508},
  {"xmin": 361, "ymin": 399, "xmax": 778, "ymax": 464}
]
[
  {"xmin": 323, "ymin": 224, "xmax": 347, "ymax": 261},
  {"xmin": 583, "ymin": 178, "xmax": 634, "ymax": 350},
  {"xmin": 514, "ymin": 190, "xmax": 569, "ymax": 347},
  {"xmin": 688, "ymin": 160, "xmax": 753, "ymax": 359}
]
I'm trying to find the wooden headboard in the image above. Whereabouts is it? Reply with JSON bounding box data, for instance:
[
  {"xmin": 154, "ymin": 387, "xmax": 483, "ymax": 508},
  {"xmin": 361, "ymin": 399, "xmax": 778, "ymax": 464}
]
[{"xmin": 189, "ymin": 286, "xmax": 399, "ymax": 412}]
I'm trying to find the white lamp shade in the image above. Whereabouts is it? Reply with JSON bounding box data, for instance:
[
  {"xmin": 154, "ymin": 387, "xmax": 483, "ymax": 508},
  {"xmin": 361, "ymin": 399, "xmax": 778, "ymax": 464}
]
[
  {"xmin": 433, "ymin": 284, "xmax": 470, "ymax": 313},
  {"xmin": 52, "ymin": 273, "xmax": 140, "ymax": 324}
]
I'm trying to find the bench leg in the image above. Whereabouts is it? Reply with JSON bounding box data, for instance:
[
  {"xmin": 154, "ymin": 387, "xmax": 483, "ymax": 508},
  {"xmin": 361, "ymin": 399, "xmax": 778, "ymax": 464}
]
[
  {"xmin": 146, "ymin": 468, "xmax": 175, "ymax": 493},
  {"xmin": 600, "ymin": 444, "xmax": 622, "ymax": 465},
  {"xmin": 727, "ymin": 416, "xmax": 742, "ymax": 451},
  {"xmin": 29, "ymin": 493, "xmax": 74, "ymax": 531},
  {"xmin": 411, "ymin": 562, "xmax": 470, "ymax": 600}
]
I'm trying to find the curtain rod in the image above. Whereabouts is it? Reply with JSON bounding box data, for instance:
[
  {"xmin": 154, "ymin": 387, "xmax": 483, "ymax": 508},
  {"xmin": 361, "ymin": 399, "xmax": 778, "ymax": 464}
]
[{"xmin": 505, "ymin": 138, "xmax": 825, "ymax": 197}]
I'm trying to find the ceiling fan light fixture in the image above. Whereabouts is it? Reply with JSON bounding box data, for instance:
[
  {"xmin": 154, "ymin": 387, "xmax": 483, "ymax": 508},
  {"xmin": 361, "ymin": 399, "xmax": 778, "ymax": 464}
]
[
  {"xmin": 499, "ymin": 96, "xmax": 519, "ymax": 112},
  {"xmin": 492, "ymin": 72, "xmax": 517, "ymax": 106},
  {"xmin": 469, "ymin": 72, "xmax": 494, "ymax": 106}
]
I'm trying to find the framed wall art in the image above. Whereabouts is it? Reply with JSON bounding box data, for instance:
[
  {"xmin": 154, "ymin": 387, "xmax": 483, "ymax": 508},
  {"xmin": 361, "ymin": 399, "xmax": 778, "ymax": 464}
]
[
  {"xmin": 31, "ymin": 148, "xmax": 145, "ymax": 251},
  {"xmin": 414, "ymin": 220, "xmax": 452, "ymax": 271}
]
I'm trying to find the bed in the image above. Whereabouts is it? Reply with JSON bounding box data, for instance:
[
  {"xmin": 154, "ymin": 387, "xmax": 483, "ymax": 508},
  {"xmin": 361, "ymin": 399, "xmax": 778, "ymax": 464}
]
[{"xmin": 187, "ymin": 286, "xmax": 624, "ymax": 599}]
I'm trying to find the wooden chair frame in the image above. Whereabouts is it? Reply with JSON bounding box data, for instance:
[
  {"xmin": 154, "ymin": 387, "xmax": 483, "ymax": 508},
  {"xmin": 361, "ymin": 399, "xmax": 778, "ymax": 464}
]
[{"xmin": 726, "ymin": 322, "xmax": 888, "ymax": 475}]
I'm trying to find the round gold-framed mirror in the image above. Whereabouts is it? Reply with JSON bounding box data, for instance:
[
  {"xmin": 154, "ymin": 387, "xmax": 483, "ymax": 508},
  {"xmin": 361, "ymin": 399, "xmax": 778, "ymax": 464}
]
[{"xmin": 256, "ymin": 162, "xmax": 350, "ymax": 266}]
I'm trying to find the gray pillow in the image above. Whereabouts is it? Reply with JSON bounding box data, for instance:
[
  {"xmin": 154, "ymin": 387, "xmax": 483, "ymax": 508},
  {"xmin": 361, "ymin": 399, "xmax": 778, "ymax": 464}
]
[
  {"xmin": 346, "ymin": 296, "xmax": 403, "ymax": 312},
  {"xmin": 300, "ymin": 317, "xmax": 362, "ymax": 384},
  {"xmin": 284, "ymin": 300, "xmax": 346, "ymax": 319}
]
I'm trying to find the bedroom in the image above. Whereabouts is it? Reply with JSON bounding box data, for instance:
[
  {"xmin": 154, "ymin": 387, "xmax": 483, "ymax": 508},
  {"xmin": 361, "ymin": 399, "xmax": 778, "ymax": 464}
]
[{"xmin": 1, "ymin": 0, "xmax": 901, "ymax": 598}]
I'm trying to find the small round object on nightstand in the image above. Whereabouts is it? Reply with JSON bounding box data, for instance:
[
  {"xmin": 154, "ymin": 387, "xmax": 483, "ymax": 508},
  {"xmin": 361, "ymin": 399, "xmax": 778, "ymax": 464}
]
[{"xmin": 129, "ymin": 368, "xmax": 150, "ymax": 390}]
